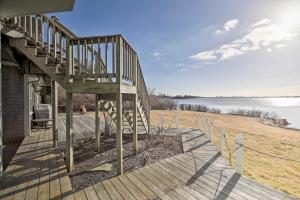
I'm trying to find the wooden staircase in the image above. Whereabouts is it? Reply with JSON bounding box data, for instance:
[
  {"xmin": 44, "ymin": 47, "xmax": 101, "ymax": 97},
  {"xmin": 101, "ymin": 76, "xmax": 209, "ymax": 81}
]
[{"xmin": 2, "ymin": 14, "xmax": 150, "ymax": 134}]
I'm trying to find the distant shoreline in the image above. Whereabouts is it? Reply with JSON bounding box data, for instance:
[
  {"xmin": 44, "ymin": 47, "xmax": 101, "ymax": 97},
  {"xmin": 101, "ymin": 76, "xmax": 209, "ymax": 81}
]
[{"xmin": 172, "ymin": 96, "xmax": 300, "ymax": 99}]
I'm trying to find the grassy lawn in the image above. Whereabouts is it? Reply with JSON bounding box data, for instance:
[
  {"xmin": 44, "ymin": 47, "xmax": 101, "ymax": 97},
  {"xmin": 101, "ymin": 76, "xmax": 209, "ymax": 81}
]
[{"xmin": 151, "ymin": 110, "xmax": 300, "ymax": 199}]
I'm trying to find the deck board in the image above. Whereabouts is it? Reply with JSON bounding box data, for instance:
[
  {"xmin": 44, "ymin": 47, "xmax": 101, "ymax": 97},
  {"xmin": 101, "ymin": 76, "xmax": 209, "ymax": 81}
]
[
  {"xmin": 86, "ymin": 128, "xmax": 296, "ymax": 200},
  {"xmin": 1, "ymin": 115, "xmax": 297, "ymax": 200},
  {"xmin": 0, "ymin": 130, "xmax": 74, "ymax": 200}
]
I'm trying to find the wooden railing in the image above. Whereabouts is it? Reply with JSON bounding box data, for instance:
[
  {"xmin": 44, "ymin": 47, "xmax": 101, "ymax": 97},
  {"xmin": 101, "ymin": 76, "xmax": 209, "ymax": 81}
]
[{"xmin": 5, "ymin": 14, "xmax": 150, "ymax": 126}]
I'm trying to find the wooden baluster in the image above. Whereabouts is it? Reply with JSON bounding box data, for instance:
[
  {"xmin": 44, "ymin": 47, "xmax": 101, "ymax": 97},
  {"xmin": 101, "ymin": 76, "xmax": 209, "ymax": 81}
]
[
  {"xmin": 24, "ymin": 16, "xmax": 27, "ymax": 33},
  {"xmin": 47, "ymin": 22, "xmax": 51, "ymax": 53},
  {"xmin": 112, "ymin": 37, "xmax": 116, "ymax": 74},
  {"xmin": 35, "ymin": 16, "xmax": 39, "ymax": 43},
  {"xmin": 84, "ymin": 40, "xmax": 88, "ymax": 74},
  {"xmin": 77, "ymin": 40, "xmax": 81, "ymax": 74},
  {"xmin": 14, "ymin": 17, "xmax": 17, "ymax": 26},
  {"xmin": 40, "ymin": 15, "xmax": 44, "ymax": 48},
  {"xmin": 105, "ymin": 38, "xmax": 108, "ymax": 70},
  {"xmin": 71, "ymin": 41, "xmax": 74, "ymax": 75},
  {"xmin": 91, "ymin": 39, "xmax": 95, "ymax": 74},
  {"xmin": 59, "ymin": 31, "xmax": 63, "ymax": 65},
  {"xmin": 18, "ymin": 16, "xmax": 21, "ymax": 29},
  {"xmin": 116, "ymin": 36, "xmax": 123, "ymax": 84},
  {"xmin": 29, "ymin": 15, "xmax": 32, "ymax": 37},
  {"xmin": 97, "ymin": 38, "xmax": 101, "ymax": 82},
  {"xmin": 52, "ymin": 25, "xmax": 57, "ymax": 59}
]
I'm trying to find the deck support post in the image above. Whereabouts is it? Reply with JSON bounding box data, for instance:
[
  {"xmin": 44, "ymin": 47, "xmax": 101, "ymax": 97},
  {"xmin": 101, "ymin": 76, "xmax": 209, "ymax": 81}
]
[
  {"xmin": 220, "ymin": 128, "xmax": 225, "ymax": 155},
  {"xmin": 51, "ymin": 80, "xmax": 58, "ymax": 147},
  {"xmin": 66, "ymin": 92, "xmax": 73, "ymax": 172},
  {"xmin": 236, "ymin": 134, "xmax": 244, "ymax": 175},
  {"xmin": 95, "ymin": 94, "xmax": 101, "ymax": 152},
  {"xmin": 133, "ymin": 94, "xmax": 138, "ymax": 154},
  {"xmin": 116, "ymin": 93, "xmax": 123, "ymax": 175}
]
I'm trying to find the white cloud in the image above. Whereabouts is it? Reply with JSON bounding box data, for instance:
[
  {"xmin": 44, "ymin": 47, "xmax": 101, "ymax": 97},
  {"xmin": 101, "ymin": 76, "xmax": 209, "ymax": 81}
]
[
  {"xmin": 153, "ymin": 52, "xmax": 160, "ymax": 57},
  {"xmin": 252, "ymin": 18, "xmax": 271, "ymax": 27},
  {"xmin": 190, "ymin": 50, "xmax": 217, "ymax": 61},
  {"xmin": 192, "ymin": 18, "xmax": 300, "ymax": 62},
  {"xmin": 215, "ymin": 19, "xmax": 239, "ymax": 34}
]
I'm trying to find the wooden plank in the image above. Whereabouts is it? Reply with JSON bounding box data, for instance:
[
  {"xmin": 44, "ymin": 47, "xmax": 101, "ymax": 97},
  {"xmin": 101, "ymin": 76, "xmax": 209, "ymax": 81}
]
[
  {"xmin": 74, "ymin": 190, "xmax": 87, "ymax": 200},
  {"xmin": 93, "ymin": 182, "xmax": 111, "ymax": 200},
  {"xmin": 49, "ymin": 148, "xmax": 62, "ymax": 200},
  {"xmin": 84, "ymin": 186, "xmax": 100, "ymax": 200},
  {"xmin": 178, "ymin": 153, "xmax": 281, "ymax": 200},
  {"xmin": 152, "ymin": 162, "xmax": 210, "ymax": 200},
  {"xmin": 110, "ymin": 177, "xmax": 136, "ymax": 200},
  {"xmin": 25, "ymin": 132, "xmax": 46, "ymax": 200},
  {"xmin": 125, "ymin": 173, "xmax": 158, "ymax": 200},
  {"xmin": 102, "ymin": 180, "xmax": 124, "ymax": 200},
  {"xmin": 141, "ymin": 166, "xmax": 192, "ymax": 200},
  {"xmin": 150, "ymin": 164, "xmax": 206, "ymax": 200},
  {"xmin": 117, "ymin": 175, "xmax": 147, "ymax": 200},
  {"xmin": 132, "ymin": 169, "xmax": 173, "ymax": 200},
  {"xmin": 9, "ymin": 132, "xmax": 38, "ymax": 200}
]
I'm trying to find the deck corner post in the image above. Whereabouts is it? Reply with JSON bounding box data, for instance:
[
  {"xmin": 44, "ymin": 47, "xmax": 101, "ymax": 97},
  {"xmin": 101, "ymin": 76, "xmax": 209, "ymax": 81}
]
[
  {"xmin": 51, "ymin": 80, "xmax": 58, "ymax": 147},
  {"xmin": 236, "ymin": 133, "xmax": 244, "ymax": 175},
  {"xmin": 116, "ymin": 92, "xmax": 123, "ymax": 175},
  {"xmin": 220, "ymin": 128, "xmax": 225, "ymax": 155},
  {"xmin": 210, "ymin": 122, "xmax": 214, "ymax": 142},
  {"xmin": 176, "ymin": 111, "xmax": 179, "ymax": 129},
  {"xmin": 66, "ymin": 92, "xmax": 73, "ymax": 172},
  {"xmin": 95, "ymin": 94, "xmax": 101, "ymax": 152},
  {"xmin": 197, "ymin": 113, "xmax": 200, "ymax": 129},
  {"xmin": 133, "ymin": 94, "xmax": 138, "ymax": 154},
  {"xmin": 116, "ymin": 35, "xmax": 123, "ymax": 84}
]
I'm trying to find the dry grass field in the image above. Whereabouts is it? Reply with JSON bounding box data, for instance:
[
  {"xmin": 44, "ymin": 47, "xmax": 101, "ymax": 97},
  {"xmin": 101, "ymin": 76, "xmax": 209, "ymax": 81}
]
[{"xmin": 151, "ymin": 110, "xmax": 300, "ymax": 199}]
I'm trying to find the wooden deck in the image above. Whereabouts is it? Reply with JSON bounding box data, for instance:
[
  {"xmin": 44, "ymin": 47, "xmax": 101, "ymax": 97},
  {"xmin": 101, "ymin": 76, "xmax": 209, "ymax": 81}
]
[
  {"xmin": 0, "ymin": 130, "xmax": 75, "ymax": 200},
  {"xmin": 74, "ymin": 128, "xmax": 296, "ymax": 200},
  {"xmin": 0, "ymin": 115, "xmax": 297, "ymax": 199}
]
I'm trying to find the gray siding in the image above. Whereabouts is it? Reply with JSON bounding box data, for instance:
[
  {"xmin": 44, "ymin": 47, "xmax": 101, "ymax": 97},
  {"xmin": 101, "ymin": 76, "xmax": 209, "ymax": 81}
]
[{"xmin": 2, "ymin": 65, "xmax": 24, "ymax": 143}]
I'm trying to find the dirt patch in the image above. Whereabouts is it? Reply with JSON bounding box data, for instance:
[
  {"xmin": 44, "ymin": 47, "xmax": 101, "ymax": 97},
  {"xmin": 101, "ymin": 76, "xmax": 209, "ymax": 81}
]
[{"xmin": 69, "ymin": 134, "xmax": 183, "ymax": 192}]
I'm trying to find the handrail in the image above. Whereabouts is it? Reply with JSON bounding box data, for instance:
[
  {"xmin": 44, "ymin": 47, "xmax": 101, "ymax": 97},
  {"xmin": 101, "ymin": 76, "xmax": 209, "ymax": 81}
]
[{"xmin": 4, "ymin": 14, "xmax": 150, "ymax": 131}]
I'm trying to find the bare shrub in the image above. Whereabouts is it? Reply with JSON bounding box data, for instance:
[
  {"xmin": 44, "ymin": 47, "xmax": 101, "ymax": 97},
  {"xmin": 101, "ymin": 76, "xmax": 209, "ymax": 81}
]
[{"xmin": 103, "ymin": 113, "xmax": 113, "ymax": 138}]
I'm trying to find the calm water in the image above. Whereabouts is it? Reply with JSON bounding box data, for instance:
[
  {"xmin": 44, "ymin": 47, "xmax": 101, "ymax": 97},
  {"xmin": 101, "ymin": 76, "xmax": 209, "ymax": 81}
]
[{"xmin": 176, "ymin": 97, "xmax": 300, "ymax": 129}]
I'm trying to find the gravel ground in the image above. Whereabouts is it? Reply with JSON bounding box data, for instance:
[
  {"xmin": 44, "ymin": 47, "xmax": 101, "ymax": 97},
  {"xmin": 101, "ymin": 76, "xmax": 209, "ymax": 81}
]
[{"xmin": 69, "ymin": 134, "xmax": 183, "ymax": 191}]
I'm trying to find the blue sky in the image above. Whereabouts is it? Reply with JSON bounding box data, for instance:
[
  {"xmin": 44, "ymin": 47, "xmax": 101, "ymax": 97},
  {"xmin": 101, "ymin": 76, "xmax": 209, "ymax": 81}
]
[{"xmin": 54, "ymin": 0, "xmax": 300, "ymax": 97}]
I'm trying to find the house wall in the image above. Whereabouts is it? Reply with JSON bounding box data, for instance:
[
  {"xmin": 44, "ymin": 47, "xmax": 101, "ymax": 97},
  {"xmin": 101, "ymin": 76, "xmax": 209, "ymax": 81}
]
[{"xmin": 2, "ymin": 64, "xmax": 25, "ymax": 143}]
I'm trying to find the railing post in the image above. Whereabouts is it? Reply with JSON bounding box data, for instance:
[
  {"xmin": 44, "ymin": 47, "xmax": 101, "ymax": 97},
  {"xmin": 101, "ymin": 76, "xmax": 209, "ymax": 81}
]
[
  {"xmin": 116, "ymin": 35, "xmax": 123, "ymax": 84},
  {"xmin": 176, "ymin": 111, "xmax": 179, "ymax": 129},
  {"xmin": 210, "ymin": 121, "xmax": 214, "ymax": 142},
  {"xmin": 236, "ymin": 133, "xmax": 244, "ymax": 175},
  {"xmin": 220, "ymin": 128, "xmax": 225, "ymax": 155},
  {"xmin": 197, "ymin": 113, "xmax": 200, "ymax": 129},
  {"xmin": 66, "ymin": 38, "xmax": 73, "ymax": 82}
]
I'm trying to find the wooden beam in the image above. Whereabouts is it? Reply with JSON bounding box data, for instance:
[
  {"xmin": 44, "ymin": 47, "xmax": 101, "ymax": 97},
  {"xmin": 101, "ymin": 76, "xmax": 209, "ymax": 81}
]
[
  {"xmin": 65, "ymin": 82, "xmax": 120, "ymax": 94},
  {"xmin": 116, "ymin": 92, "xmax": 123, "ymax": 175},
  {"xmin": 133, "ymin": 94, "xmax": 138, "ymax": 154},
  {"xmin": 66, "ymin": 92, "xmax": 73, "ymax": 172},
  {"xmin": 95, "ymin": 94, "xmax": 101, "ymax": 152},
  {"xmin": 51, "ymin": 80, "xmax": 58, "ymax": 147}
]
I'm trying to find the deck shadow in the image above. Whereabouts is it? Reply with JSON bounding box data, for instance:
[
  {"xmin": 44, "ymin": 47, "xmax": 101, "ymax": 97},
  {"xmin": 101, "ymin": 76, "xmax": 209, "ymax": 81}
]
[{"xmin": 186, "ymin": 152, "xmax": 221, "ymax": 186}]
